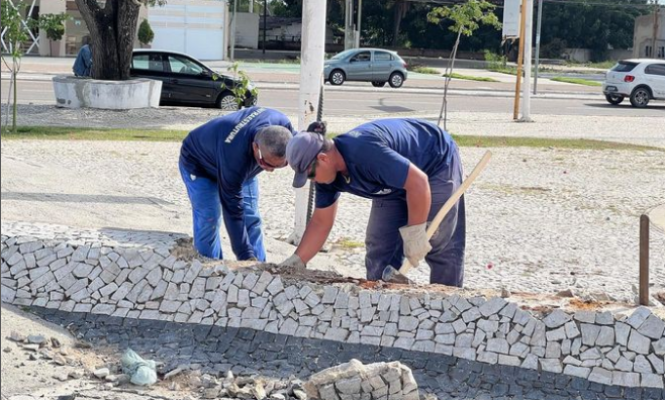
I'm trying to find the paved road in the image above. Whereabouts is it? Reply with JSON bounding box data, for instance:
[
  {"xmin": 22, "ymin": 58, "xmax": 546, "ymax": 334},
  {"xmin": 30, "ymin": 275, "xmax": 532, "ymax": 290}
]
[{"xmin": 3, "ymin": 78, "xmax": 664, "ymax": 117}]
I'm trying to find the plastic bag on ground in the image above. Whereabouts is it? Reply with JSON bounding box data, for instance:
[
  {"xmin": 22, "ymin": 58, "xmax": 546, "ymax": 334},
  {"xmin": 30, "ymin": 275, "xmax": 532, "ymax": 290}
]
[{"xmin": 121, "ymin": 348, "xmax": 157, "ymax": 386}]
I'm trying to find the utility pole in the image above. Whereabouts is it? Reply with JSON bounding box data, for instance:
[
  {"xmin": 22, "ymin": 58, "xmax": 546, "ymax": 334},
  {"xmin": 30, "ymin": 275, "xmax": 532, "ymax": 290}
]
[
  {"xmin": 533, "ymin": 0, "xmax": 544, "ymax": 95},
  {"xmin": 513, "ymin": 0, "xmax": 528, "ymax": 120},
  {"xmin": 263, "ymin": 0, "xmax": 267, "ymax": 55},
  {"xmin": 230, "ymin": 0, "xmax": 238, "ymax": 61},
  {"xmin": 355, "ymin": 0, "xmax": 363, "ymax": 48},
  {"xmin": 344, "ymin": 0, "xmax": 355, "ymax": 50},
  {"xmin": 653, "ymin": 0, "xmax": 660, "ymax": 58},
  {"xmin": 521, "ymin": 0, "xmax": 534, "ymax": 121},
  {"xmin": 290, "ymin": 0, "xmax": 327, "ymax": 245},
  {"xmin": 249, "ymin": 0, "xmax": 253, "ymax": 14}
]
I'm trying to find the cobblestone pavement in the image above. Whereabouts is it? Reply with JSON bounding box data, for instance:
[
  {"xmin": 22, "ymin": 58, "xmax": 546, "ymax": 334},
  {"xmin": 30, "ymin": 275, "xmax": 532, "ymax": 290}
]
[{"xmin": 2, "ymin": 137, "xmax": 663, "ymax": 304}]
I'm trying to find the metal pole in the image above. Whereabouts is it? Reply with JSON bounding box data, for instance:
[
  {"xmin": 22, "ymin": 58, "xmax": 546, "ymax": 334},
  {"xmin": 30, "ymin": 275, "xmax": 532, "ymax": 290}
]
[
  {"xmin": 289, "ymin": 0, "xmax": 327, "ymax": 245},
  {"xmin": 521, "ymin": 0, "xmax": 534, "ymax": 121},
  {"xmin": 356, "ymin": 0, "xmax": 362, "ymax": 48},
  {"xmin": 263, "ymin": 0, "xmax": 267, "ymax": 55},
  {"xmin": 249, "ymin": 0, "xmax": 253, "ymax": 13},
  {"xmin": 639, "ymin": 214, "xmax": 650, "ymax": 306},
  {"xmin": 344, "ymin": 0, "xmax": 354, "ymax": 50},
  {"xmin": 513, "ymin": 0, "xmax": 528, "ymax": 120},
  {"xmin": 533, "ymin": 0, "xmax": 543, "ymax": 95},
  {"xmin": 230, "ymin": 0, "xmax": 237, "ymax": 61},
  {"xmin": 652, "ymin": 0, "xmax": 659, "ymax": 57}
]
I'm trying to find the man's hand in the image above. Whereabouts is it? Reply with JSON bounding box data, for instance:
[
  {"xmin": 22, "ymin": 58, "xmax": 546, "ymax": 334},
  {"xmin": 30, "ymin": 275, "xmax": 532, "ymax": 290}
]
[
  {"xmin": 399, "ymin": 223, "xmax": 432, "ymax": 267},
  {"xmin": 278, "ymin": 254, "xmax": 306, "ymax": 272}
]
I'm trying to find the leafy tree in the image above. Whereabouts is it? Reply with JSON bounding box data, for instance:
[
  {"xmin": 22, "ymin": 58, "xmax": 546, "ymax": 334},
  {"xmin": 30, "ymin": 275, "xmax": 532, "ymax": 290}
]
[
  {"xmin": 138, "ymin": 19, "xmax": 154, "ymax": 47},
  {"xmin": 428, "ymin": 0, "xmax": 501, "ymax": 130},
  {"xmin": 74, "ymin": 0, "xmax": 166, "ymax": 80},
  {"xmin": 218, "ymin": 62, "xmax": 259, "ymax": 110},
  {"xmin": 29, "ymin": 13, "xmax": 69, "ymax": 56},
  {"xmin": 1, "ymin": 1, "xmax": 29, "ymax": 134}
]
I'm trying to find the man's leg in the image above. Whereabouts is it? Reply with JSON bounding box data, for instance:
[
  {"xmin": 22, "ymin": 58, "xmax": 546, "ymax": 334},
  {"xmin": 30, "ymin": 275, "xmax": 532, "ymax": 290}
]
[
  {"xmin": 426, "ymin": 148, "xmax": 466, "ymax": 287},
  {"xmin": 179, "ymin": 163, "xmax": 224, "ymax": 259},
  {"xmin": 365, "ymin": 197, "xmax": 408, "ymax": 281},
  {"xmin": 241, "ymin": 177, "xmax": 266, "ymax": 262}
]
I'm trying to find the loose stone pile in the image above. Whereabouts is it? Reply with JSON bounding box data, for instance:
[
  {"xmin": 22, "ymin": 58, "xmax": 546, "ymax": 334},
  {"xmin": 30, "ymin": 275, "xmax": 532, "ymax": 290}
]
[
  {"xmin": 304, "ymin": 359, "xmax": 419, "ymax": 400},
  {"xmin": 2, "ymin": 222, "xmax": 665, "ymax": 395}
]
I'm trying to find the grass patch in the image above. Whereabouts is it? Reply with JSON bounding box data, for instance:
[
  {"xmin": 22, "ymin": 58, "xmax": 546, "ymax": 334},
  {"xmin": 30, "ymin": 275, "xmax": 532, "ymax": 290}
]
[
  {"xmin": 3, "ymin": 126, "xmax": 661, "ymax": 152},
  {"xmin": 487, "ymin": 66, "xmax": 518, "ymax": 76},
  {"xmin": 550, "ymin": 76, "xmax": 602, "ymax": 87},
  {"xmin": 1, "ymin": 126, "xmax": 188, "ymax": 141},
  {"xmin": 565, "ymin": 60, "xmax": 615, "ymax": 70},
  {"xmin": 443, "ymin": 72, "xmax": 499, "ymax": 82},
  {"xmin": 452, "ymin": 135, "xmax": 661, "ymax": 152},
  {"xmin": 409, "ymin": 65, "xmax": 440, "ymax": 75},
  {"xmin": 335, "ymin": 238, "xmax": 364, "ymax": 249}
]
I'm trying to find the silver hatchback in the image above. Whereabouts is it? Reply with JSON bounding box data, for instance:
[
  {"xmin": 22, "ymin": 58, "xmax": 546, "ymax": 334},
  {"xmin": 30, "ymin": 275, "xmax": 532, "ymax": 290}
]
[{"xmin": 324, "ymin": 48, "xmax": 409, "ymax": 88}]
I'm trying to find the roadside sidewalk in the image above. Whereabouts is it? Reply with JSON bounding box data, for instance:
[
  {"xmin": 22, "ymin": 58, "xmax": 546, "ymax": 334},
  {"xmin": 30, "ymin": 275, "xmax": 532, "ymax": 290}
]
[{"xmin": 1, "ymin": 56, "xmax": 600, "ymax": 96}]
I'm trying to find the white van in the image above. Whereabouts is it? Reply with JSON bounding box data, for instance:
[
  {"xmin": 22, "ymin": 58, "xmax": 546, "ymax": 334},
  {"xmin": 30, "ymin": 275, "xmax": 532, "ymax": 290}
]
[{"xmin": 602, "ymin": 59, "xmax": 665, "ymax": 108}]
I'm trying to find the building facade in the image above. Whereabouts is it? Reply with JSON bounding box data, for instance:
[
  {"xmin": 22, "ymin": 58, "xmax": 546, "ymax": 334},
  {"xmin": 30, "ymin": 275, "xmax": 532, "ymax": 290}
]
[{"xmin": 633, "ymin": 12, "xmax": 665, "ymax": 59}]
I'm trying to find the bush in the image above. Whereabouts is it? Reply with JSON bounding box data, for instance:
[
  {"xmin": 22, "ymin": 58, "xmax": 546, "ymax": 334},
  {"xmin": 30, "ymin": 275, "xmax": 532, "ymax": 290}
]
[
  {"xmin": 541, "ymin": 38, "xmax": 567, "ymax": 59},
  {"xmin": 138, "ymin": 19, "xmax": 154, "ymax": 47},
  {"xmin": 483, "ymin": 49, "xmax": 506, "ymax": 70}
]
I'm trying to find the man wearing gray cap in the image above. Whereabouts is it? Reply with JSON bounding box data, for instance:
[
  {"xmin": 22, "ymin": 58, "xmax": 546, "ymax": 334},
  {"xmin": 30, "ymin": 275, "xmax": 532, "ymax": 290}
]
[{"xmin": 280, "ymin": 118, "xmax": 466, "ymax": 287}]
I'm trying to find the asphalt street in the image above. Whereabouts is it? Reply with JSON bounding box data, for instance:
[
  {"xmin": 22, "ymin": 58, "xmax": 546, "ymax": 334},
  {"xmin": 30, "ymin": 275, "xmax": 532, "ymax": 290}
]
[{"xmin": 2, "ymin": 78, "xmax": 664, "ymax": 117}]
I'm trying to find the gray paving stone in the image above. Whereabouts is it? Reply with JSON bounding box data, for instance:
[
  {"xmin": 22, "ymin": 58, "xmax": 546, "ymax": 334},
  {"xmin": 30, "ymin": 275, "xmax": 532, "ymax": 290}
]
[
  {"xmin": 461, "ymin": 307, "xmax": 481, "ymax": 323},
  {"xmin": 641, "ymin": 373, "xmax": 665, "ymax": 389},
  {"xmin": 626, "ymin": 307, "xmax": 652, "ymax": 329},
  {"xmin": 72, "ymin": 263, "xmax": 93, "ymax": 278},
  {"xmin": 398, "ymin": 316, "xmax": 419, "ymax": 332},
  {"xmin": 596, "ymin": 326, "xmax": 615, "ymax": 346},
  {"xmin": 284, "ymin": 285, "xmax": 299, "ymax": 300},
  {"xmin": 634, "ymin": 355, "xmax": 653, "ymax": 373},
  {"xmin": 587, "ymin": 367, "xmax": 613, "ymax": 385},
  {"xmin": 546, "ymin": 326, "xmax": 566, "ymax": 341},
  {"xmin": 266, "ymin": 276, "xmax": 284, "ymax": 296},
  {"xmin": 615, "ymin": 356, "xmax": 634, "ymax": 372},
  {"xmin": 73, "ymin": 303, "xmax": 92, "ymax": 313},
  {"xmin": 183, "ymin": 260, "xmax": 203, "ymax": 284},
  {"xmin": 580, "ymin": 347, "xmax": 602, "ymax": 361},
  {"xmin": 241, "ymin": 272, "xmax": 258, "ymax": 291},
  {"xmin": 627, "ymin": 330, "xmax": 651, "ymax": 354},
  {"xmin": 580, "ymin": 323, "xmax": 601, "ymax": 346},
  {"xmin": 452, "ymin": 319, "xmax": 466, "ymax": 334},
  {"xmin": 647, "ymin": 353, "xmax": 664, "ymax": 374},
  {"xmin": 611, "ymin": 371, "xmax": 640, "ymax": 387},
  {"xmin": 563, "ymin": 365, "xmax": 591, "ymax": 379},
  {"xmin": 637, "ymin": 315, "xmax": 665, "ymax": 339},
  {"xmin": 615, "ymin": 322, "xmax": 631, "ymax": 347},
  {"xmin": 543, "ymin": 309, "xmax": 571, "ymax": 328},
  {"xmin": 91, "ymin": 304, "xmax": 116, "ymax": 315},
  {"xmin": 252, "ymin": 271, "xmax": 272, "ymax": 295}
]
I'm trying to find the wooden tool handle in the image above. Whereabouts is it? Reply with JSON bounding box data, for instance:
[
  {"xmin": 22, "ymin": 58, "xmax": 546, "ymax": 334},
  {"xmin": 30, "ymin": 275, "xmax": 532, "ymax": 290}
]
[{"xmin": 398, "ymin": 150, "xmax": 492, "ymax": 276}]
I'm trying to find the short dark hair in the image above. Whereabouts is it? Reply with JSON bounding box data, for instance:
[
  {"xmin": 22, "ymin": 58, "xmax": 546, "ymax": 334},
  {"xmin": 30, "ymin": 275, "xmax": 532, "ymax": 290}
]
[{"xmin": 255, "ymin": 126, "xmax": 292, "ymax": 158}]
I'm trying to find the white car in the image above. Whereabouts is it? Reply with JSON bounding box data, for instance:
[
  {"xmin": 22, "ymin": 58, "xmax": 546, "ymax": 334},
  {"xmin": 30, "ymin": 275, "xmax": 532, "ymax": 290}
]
[{"xmin": 602, "ymin": 59, "xmax": 665, "ymax": 108}]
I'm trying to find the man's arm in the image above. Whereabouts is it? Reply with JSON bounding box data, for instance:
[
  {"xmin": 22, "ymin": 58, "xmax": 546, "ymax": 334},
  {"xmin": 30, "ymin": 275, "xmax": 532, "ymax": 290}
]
[
  {"xmin": 295, "ymin": 201, "xmax": 338, "ymax": 263},
  {"xmin": 403, "ymin": 163, "xmax": 431, "ymax": 225}
]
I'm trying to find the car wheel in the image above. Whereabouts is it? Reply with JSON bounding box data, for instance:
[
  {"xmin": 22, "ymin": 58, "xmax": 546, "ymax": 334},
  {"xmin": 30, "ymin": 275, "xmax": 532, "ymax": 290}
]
[
  {"xmin": 371, "ymin": 81, "xmax": 386, "ymax": 88},
  {"xmin": 605, "ymin": 94, "xmax": 624, "ymax": 105},
  {"xmin": 629, "ymin": 87, "xmax": 650, "ymax": 108},
  {"xmin": 217, "ymin": 93, "xmax": 238, "ymax": 111},
  {"xmin": 388, "ymin": 72, "xmax": 404, "ymax": 88},
  {"xmin": 329, "ymin": 70, "xmax": 345, "ymax": 86}
]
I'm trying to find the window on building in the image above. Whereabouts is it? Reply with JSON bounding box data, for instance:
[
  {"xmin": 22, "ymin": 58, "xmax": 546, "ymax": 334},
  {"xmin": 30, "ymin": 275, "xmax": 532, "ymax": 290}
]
[
  {"xmin": 659, "ymin": 46, "xmax": 665, "ymax": 59},
  {"xmin": 645, "ymin": 45, "xmax": 653, "ymax": 58}
]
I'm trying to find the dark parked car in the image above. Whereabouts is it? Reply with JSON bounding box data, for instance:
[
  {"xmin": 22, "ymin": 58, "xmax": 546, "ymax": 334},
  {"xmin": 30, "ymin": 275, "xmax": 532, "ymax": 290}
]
[
  {"xmin": 323, "ymin": 48, "xmax": 409, "ymax": 88},
  {"xmin": 130, "ymin": 50, "xmax": 257, "ymax": 110}
]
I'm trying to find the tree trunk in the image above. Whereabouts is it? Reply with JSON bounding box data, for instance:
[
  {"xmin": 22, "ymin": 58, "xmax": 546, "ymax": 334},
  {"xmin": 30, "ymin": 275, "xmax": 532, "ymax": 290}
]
[
  {"xmin": 75, "ymin": 0, "xmax": 141, "ymax": 81},
  {"xmin": 12, "ymin": 65, "xmax": 18, "ymax": 134},
  {"xmin": 391, "ymin": 1, "xmax": 407, "ymax": 47}
]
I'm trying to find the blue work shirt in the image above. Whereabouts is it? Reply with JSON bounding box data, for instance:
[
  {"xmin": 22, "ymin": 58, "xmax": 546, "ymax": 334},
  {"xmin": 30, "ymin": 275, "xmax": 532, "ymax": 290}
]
[
  {"xmin": 179, "ymin": 107, "xmax": 295, "ymax": 259},
  {"xmin": 315, "ymin": 118, "xmax": 457, "ymax": 209},
  {"xmin": 73, "ymin": 44, "xmax": 92, "ymax": 77}
]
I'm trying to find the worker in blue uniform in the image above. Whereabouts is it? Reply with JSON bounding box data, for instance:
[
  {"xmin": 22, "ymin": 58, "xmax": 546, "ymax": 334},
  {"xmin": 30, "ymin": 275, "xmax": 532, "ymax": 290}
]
[
  {"xmin": 179, "ymin": 107, "xmax": 295, "ymax": 261},
  {"xmin": 280, "ymin": 118, "xmax": 466, "ymax": 287}
]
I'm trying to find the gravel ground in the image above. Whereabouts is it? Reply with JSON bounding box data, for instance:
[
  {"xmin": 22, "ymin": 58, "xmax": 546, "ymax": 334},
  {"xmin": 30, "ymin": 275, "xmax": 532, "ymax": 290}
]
[{"xmin": 2, "ymin": 138, "xmax": 663, "ymax": 304}]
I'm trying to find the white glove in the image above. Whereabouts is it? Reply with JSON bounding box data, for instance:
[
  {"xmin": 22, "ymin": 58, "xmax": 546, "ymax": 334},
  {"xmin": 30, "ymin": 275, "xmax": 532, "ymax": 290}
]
[
  {"xmin": 278, "ymin": 254, "xmax": 306, "ymax": 271},
  {"xmin": 399, "ymin": 223, "xmax": 432, "ymax": 268}
]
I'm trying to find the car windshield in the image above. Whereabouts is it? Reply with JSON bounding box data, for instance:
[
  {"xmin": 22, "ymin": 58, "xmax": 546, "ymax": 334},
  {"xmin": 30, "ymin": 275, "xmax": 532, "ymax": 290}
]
[
  {"xmin": 611, "ymin": 62, "xmax": 638, "ymax": 72},
  {"xmin": 331, "ymin": 50, "xmax": 357, "ymax": 60}
]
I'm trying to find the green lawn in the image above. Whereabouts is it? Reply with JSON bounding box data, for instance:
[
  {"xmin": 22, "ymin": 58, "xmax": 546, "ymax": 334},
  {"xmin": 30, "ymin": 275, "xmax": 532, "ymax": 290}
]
[
  {"xmin": 2, "ymin": 126, "xmax": 660, "ymax": 152},
  {"xmin": 442, "ymin": 72, "xmax": 499, "ymax": 83},
  {"xmin": 409, "ymin": 65, "xmax": 440, "ymax": 75},
  {"xmin": 549, "ymin": 77, "xmax": 602, "ymax": 87}
]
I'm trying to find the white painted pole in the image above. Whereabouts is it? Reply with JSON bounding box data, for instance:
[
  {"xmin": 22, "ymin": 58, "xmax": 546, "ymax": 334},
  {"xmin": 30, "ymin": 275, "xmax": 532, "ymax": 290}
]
[
  {"xmin": 230, "ymin": 0, "xmax": 238, "ymax": 61},
  {"xmin": 521, "ymin": 0, "xmax": 534, "ymax": 122},
  {"xmin": 249, "ymin": 0, "xmax": 253, "ymax": 13},
  {"xmin": 289, "ymin": 0, "xmax": 327, "ymax": 245}
]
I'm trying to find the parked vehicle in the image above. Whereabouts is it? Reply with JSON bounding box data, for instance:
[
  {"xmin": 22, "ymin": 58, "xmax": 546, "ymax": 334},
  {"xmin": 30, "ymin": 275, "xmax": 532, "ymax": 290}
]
[
  {"xmin": 324, "ymin": 48, "xmax": 408, "ymax": 88},
  {"xmin": 130, "ymin": 50, "xmax": 257, "ymax": 109},
  {"xmin": 602, "ymin": 59, "xmax": 665, "ymax": 108}
]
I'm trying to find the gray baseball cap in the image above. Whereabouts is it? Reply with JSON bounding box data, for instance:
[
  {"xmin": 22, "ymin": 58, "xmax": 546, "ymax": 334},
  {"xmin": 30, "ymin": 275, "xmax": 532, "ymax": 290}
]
[{"xmin": 286, "ymin": 131, "xmax": 325, "ymax": 188}]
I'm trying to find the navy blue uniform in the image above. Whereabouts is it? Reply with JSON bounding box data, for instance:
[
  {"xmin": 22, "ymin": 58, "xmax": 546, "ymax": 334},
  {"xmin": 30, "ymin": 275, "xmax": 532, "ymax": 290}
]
[
  {"xmin": 316, "ymin": 118, "xmax": 466, "ymax": 286},
  {"xmin": 179, "ymin": 107, "xmax": 295, "ymax": 260}
]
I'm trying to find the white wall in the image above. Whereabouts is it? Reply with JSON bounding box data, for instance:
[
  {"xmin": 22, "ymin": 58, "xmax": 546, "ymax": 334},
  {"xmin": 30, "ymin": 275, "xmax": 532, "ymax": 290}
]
[
  {"xmin": 234, "ymin": 12, "xmax": 259, "ymax": 49},
  {"xmin": 149, "ymin": 0, "xmax": 227, "ymax": 60}
]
